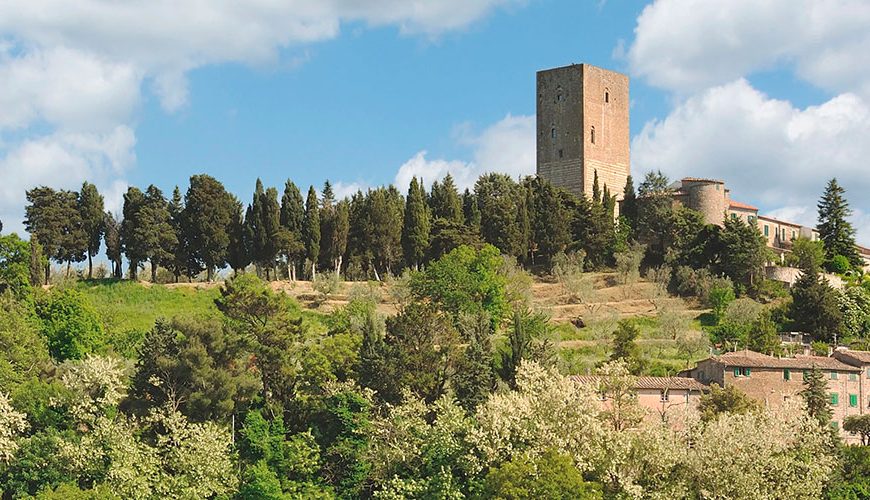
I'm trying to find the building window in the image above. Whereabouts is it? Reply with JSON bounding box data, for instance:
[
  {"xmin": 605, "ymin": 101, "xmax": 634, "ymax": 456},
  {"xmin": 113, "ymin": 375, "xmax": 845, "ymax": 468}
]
[
  {"xmin": 831, "ymin": 372, "xmax": 838, "ymax": 380},
  {"xmin": 783, "ymin": 369, "xmax": 791, "ymax": 381},
  {"xmin": 764, "ymin": 225, "xmax": 769, "ymax": 236},
  {"xmin": 590, "ymin": 127, "xmax": 595, "ymax": 144},
  {"xmin": 551, "ymin": 128, "xmax": 557, "ymax": 141},
  {"xmin": 849, "ymin": 373, "xmax": 858, "ymax": 382},
  {"xmin": 733, "ymin": 367, "xmax": 751, "ymax": 377},
  {"xmin": 557, "ymin": 93, "xmax": 562, "ymax": 103},
  {"xmin": 558, "ymin": 149, "xmax": 563, "ymax": 159},
  {"xmin": 660, "ymin": 390, "xmax": 669, "ymax": 402},
  {"xmin": 866, "ymin": 368, "xmax": 870, "ymax": 378},
  {"xmin": 850, "ymin": 394, "xmax": 858, "ymax": 407},
  {"xmin": 792, "ymin": 230, "xmax": 796, "ymax": 240},
  {"xmin": 830, "ymin": 393, "xmax": 839, "ymax": 406},
  {"xmin": 605, "ymin": 91, "xmax": 610, "ymax": 103}
]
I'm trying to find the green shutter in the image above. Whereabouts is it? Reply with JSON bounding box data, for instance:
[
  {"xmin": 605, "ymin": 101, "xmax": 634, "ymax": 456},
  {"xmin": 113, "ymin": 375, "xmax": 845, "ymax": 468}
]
[
  {"xmin": 745, "ymin": 367, "xmax": 751, "ymax": 377},
  {"xmin": 783, "ymin": 369, "xmax": 790, "ymax": 381},
  {"xmin": 850, "ymin": 394, "xmax": 858, "ymax": 407},
  {"xmin": 734, "ymin": 367, "xmax": 740, "ymax": 377},
  {"xmin": 831, "ymin": 372, "xmax": 838, "ymax": 380},
  {"xmin": 830, "ymin": 393, "xmax": 839, "ymax": 406}
]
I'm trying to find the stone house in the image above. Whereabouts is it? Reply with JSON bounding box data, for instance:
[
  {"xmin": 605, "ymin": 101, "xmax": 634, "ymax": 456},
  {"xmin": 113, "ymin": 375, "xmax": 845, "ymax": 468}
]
[
  {"xmin": 572, "ymin": 375, "xmax": 708, "ymax": 426},
  {"xmin": 680, "ymin": 350, "xmax": 864, "ymax": 443}
]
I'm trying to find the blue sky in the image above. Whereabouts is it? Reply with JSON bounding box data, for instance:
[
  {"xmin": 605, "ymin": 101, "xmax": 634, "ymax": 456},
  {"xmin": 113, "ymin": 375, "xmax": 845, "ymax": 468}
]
[{"xmin": 2, "ymin": 0, "xmax": 869, "ymax": 242}]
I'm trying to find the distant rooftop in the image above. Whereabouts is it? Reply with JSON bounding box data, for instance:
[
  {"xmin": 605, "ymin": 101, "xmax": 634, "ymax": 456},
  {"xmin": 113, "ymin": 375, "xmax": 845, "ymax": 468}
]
[
  {"xmin": 729, "ymin": 200, "xmax": 758, "ymax": 211},
  {"xmin": 571, "ymin": 375, "xmax": 709, "ymax": 391},
  {"xmin": 703, "ymin": 350, "xmax": 859, "ymax": 371}
]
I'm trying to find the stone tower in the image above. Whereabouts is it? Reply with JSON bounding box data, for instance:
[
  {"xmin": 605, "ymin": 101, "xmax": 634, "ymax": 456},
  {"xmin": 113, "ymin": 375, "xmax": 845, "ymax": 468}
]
[{"xmin": 536, "ymin": 64, "xmax": 630, "ymax": 202}]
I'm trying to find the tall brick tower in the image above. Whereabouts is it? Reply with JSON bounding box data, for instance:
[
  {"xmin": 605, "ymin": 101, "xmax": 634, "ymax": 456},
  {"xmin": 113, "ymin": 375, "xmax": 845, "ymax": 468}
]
[{"xmin": 536, "ymin": 64, "xmax": 630, "ymax": 203}]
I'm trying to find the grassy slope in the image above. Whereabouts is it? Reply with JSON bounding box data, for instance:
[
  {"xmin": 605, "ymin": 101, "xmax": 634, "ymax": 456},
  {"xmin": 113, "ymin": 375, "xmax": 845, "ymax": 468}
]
[
  {"xmin": 77, "ymin": 279, "xmax": 222, "ymax": 334},
  {"xmin": 75, "ymin": 274, "xmax": 711, "ymax": 375}
]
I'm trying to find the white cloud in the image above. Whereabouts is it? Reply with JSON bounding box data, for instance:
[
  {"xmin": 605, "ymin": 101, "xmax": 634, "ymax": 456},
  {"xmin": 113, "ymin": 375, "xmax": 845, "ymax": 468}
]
[
  {"xmin": 0, "ymin": 0, "xmax": 524, "ymax": 234},
  {"xmin": 395, "ymin": 114, "xmax": 535, "ymax": 191},
  {"xmin": 0, "ymin": 127, "xmax": 136, "ymax": 235},
  {"xmin": 631, "ymin": 79, "xmax": 870, "ymax": 243},
  {"xmin": 628, "ymin": 0, "xmax": 870, "ymax": 96}
]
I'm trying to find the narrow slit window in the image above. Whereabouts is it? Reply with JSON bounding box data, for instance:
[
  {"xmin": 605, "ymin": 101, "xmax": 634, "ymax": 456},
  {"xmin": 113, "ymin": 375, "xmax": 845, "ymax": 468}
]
[
  {"xmin": 605, "ymin": 91, "xmax": 610, "ymax": 103},
  {"xmin": 590, "ymin": 127, "xmax": 595, "ymax": 144}
]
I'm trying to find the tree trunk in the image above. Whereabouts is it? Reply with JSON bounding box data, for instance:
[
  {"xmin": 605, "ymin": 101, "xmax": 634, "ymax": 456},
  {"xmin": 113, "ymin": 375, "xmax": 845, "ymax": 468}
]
[
  {"xmin": 373, "ymin": 265, "xmax": 381, "ymax": 282},
  {"xmin": 207, "ymin": 266, "xmax": 214, "ymax": 282},
  {"xmin": 311, "ymin": 261, "xmax": 316, "ymax": 280},
  {"xmin": 130, "ymin": 260, "xmax": 138, "ymax": 281},
  {"xmin": 44, "ymin": 263, "xmax": 50, "ymax": 285},
  {"xmin": 334, "ymin": 256, "xmax": 343, "ymax": 280},
  {"xmin": 66, "ymin": 261, "xmax": 71, "ymax": 278},
  {"xmin": 151, "ymin": 258, "xmax": 158, "ymax": 283},
  {"xmin": 88, "ymin": 254, "xmax": 93, "ymax": 279}
]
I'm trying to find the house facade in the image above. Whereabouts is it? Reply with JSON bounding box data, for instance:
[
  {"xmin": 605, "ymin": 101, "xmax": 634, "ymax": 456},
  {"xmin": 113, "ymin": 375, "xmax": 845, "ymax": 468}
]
[
  {"xmin": 572, "ymin": 375, "xmax": 708, "ymax": 426},
  {"xmin": 680, "ymin": 350, "xmax": 865, "ymax": 443}
]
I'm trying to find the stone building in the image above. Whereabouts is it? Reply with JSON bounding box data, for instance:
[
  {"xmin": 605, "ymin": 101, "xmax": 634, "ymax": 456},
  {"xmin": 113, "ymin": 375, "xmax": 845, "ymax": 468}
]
[
  {"xmin": 572, "ymin": 375, "xmax": 708, "ymax": 426},
  {"xmin": 680, "ymin": 350, "xmax": 865, "ymax": 443},
  {"xmin": 536, "ymin": 63, "xmax": 630, "ymax": 204}
]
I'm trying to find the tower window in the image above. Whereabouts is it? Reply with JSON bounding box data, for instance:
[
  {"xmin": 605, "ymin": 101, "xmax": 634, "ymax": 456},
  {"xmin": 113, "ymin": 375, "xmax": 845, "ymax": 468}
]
[
  {"xmin": 590, "ymin": 127, "xmax": 595, "ymax": 144},
  {"xmin": 551, "ymin": 128, "xmax": 557, "ymax": 141},
  {"xmin": 605, "ymin": 91, "xmax": 610, "ymax": 103},
  {"xmin": 558, "ymin": 149, "xmax": 563, "ymax": 159},
  {"xmin": 557, "ymin": 93, "xmax": 562, "ymax": 102}
]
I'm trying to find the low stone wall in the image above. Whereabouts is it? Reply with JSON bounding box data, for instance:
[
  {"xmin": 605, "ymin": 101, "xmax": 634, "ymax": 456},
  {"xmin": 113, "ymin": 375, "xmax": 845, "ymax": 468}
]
[{"xmin": 765, "ymin": 266, "xmax": 844, "ymax": 289}]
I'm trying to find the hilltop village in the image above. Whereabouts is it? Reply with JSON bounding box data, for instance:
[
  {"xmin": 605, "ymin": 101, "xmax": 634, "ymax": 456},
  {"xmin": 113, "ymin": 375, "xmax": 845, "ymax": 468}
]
[{"xmin": 1, "ymin": 62, "xmax": 870, "ymax": 497}]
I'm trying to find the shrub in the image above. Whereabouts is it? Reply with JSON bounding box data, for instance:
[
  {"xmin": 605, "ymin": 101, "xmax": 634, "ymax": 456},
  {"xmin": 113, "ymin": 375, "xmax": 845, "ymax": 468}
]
[{"xmin": 552, "ymin": 251, "xmax": 594, "ymax": 303}]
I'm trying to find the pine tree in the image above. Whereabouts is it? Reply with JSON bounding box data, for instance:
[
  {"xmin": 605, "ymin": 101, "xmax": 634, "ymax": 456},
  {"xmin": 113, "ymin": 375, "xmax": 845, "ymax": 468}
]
[
  {"xmin": 801, "ymin": 366, "xmax": 833, "ymax": 427},
  {"xmin": 24, "ymin": 186, "xmax": 63, "ymax": 283},
  {"xmin": 817, "ymin": 178, "xmax": 861, "ymax": 269},
  {"xmin": 302, "ymin": 186, "xmax": 320, "ymax": 278},
  {"xmin": 429, "ymin": 174, "xmax": 463, "ymax": 223},
  {"xmin": 720, "ymin": 216, "xmax": 767, "ymax": 288},
  {"xmin": 791, "ymin": 265, "xmax": 844, "ymax": 343},
  {"xmin": 401, "ymin": 177, "xmax": 430, "ymax": 270},
  {"xmin": 184, "ymin": 174, "xmax": 236, "ymax": 281},
  {"xmin": 77, "ymin": 182, "xmax": 104, "ymax": 279},
  {"xmin": 476, "ymin": 173, "xmax": 523, "ymax": 257}
]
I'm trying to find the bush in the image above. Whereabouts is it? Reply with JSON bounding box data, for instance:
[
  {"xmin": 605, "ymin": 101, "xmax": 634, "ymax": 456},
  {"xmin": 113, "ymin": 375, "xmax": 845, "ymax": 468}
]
[
  {"xmin": 313, "ymin": 272, "xmax": 342, "ymax": 304},
  {"xmin": 708, "ymin": 284, "xmax": 736, "ymax": 322},
  {"xmin": 828, "ymin": 254, "xmax": 852, "ymax": 274},
  {"xmin": 552, "ymin": 251, "xmax": 594, "ymax": 303},
  {"xmin": 35, "ymin": 288, "xmax": 104, "ymax": 361}
]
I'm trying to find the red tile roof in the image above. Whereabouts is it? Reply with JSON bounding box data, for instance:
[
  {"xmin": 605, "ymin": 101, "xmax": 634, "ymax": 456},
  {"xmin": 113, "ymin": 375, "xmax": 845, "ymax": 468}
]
[
  {"xmin": 571, "ymin": 375, "xmax": 709, "ymax": 391},
  {"xmin": 702, "ymin": 350, "xmax": 859, "ymax": 371},
  {"xmin": 834, "ymin": 350, "xmax": 870, "ymax": 365},
  {"xmin": 728, "ymin": 200, "xmax": 758, "ymax": 211},
  {"xmin": 681, "ymin": 177, "xmax": 724, "ymax": 184},
  {"xmin": 756, "ymin": 215, "xmax": 804, "ymax": 228}
]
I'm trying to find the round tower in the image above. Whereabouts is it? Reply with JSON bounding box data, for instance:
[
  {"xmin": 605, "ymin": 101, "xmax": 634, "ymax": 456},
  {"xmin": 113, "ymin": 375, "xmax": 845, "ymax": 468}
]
[{"xmin": 682, "ymin": 178, "xmax": 727, "ymax": 226}]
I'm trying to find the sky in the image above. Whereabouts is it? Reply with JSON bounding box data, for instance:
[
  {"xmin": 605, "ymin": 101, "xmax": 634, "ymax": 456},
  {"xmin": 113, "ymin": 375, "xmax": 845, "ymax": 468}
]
[{"xmin": 1, "ymin": 0, "xmax": 869, "ymax": 244}]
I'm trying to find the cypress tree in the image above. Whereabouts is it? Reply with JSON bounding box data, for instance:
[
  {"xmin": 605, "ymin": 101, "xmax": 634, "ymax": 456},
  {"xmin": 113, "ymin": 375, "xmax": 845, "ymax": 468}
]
[
  {"xmin": 104, "ymin": 211, "xmax": 123, "ymax": 279},
  {"xmin": 790, "ymin": 264, "xmax": 844, "ymax": 343},
  {"xmin": 346, "ymin": 190, "xmax": 373, "ymax": 278},
  {"xmin": 121, "ymin": 186, "xmax": 147, "ymax": 280},
  {"xmin": 29, "ymin": 234, "xmax": 44, "ymax": 286},
  {"xmin": 247, "ymin": 179, "xmax": 267, "ymax": 274},
  {"xmin": 401, "ymin": 177, "xmax": 430, "ymax": 270},
  {"xmin": 328, "ymin": 200, "xmax": 350, "ymax": 277},
  {"xmin": 453, "ymin": 312, "xmax": 495, "ymax": 411},
  {"xmin": 369, "ymin": 187, "xmax": 403, "ymax": 279},
  {"xmin": 463, "ymin": 188, "xmax": 481, "ymax": 233},
  {"xmin": 227, "ymin": 198, "xmax": 250, "ymax": 275},
  {"xmin": 621, "ymin": 175, "xmax": 637, "ymax": 227},
  {"xmin": 801, "ymin": 366, "xmax": 833, "ymax": 427},
  {"xmin": 817, "ymin": 178, "xmax": 860, "ymax": 269},
  {"xmin": 24, "ymin": 186, "xmax": 63, "ymax": 283},
  {"xmin": 280, "ymin": 180, "xmax": 305, "ymax": 280},
  {"xmin": 475, "ymin": 173, "xmax": 523, "ymax": 257},
  {"xmin": 168, "ymin": 186, "xmax": 199, "ymax": 282},
  {"xmin": 319, "ymin": 180, "xmax": 336, "ymax": 272},
  {"xmin": 528, "ymin": 177, "xmax": 570, "ymax": 266},
  {"xmin": 592, "ymin": 169, "xmax": 601, "ymax": 205},
  {"xmin": 261, "ymin": 187, "xmax": 282, "ymax": 280},
  {"xmin": 144, "ymin": 185, "xmax": 177, "ymax": 282},
  {"xmin": 303, "ymin": 185, "xmax": 320, "ymax": 278},
  {"xmin": 78, "ymin": 182, "xmax": 105, "ymax": 279}
]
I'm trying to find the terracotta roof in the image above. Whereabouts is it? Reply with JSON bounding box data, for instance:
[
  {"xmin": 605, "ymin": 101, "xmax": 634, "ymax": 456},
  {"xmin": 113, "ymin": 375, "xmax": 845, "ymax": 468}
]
[
  {"xmin": 834, "ymin": 350, "xmax": 870, "ymax": 365},
  {"xmin": 703, "ymin": 350, "xmax": 859, "ymax": 371},
  {"xmin": 728, "ymin": 200, "xmax": 758, "ymax": 211},
  {"xmin": 857, "ymin": 245, "xmax": 870, "ymax": 256},
  {"xmin": 571, "ymin": 375, "xmax": 709, "ymax": 391},
  {"xmin": 756, "ymin": 215, "xmax": 804, "ymax": 228}
]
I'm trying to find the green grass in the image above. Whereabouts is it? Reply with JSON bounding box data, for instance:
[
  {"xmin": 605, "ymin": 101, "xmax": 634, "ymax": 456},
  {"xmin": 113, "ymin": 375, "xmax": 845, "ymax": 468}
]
[{"xmin": 76, "ymin": 279, "xmax": 223, "ymax": 335}]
